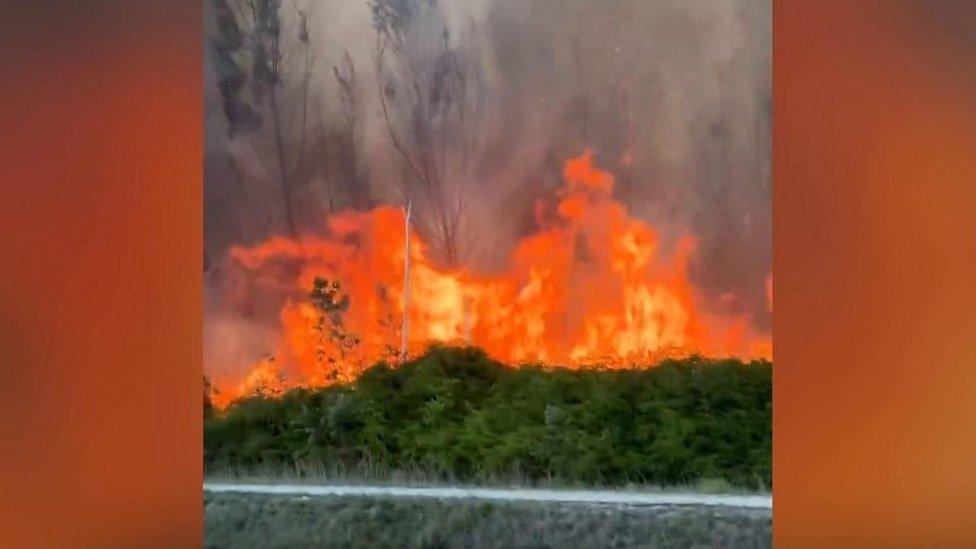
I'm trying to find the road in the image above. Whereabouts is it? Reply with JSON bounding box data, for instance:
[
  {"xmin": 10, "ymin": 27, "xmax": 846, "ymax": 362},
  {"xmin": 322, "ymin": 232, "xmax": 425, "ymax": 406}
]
[{"xmin": 204, "ymin": 482, "xmax": 772, "ymax": 509}]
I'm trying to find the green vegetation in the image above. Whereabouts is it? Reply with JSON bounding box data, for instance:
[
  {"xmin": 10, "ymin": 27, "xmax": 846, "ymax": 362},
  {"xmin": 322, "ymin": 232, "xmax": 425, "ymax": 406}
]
[
  {"xmin": 204, "ymin": 493, "xmax": 772, "ymax": 549},
  {"xmin": 205, "ymin": 346, "xmax": 771, "ymax": 490}
]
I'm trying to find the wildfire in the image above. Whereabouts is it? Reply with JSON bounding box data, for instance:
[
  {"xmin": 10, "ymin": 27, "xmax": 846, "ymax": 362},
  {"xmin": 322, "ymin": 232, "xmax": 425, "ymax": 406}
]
[
  {"xmin": 211, "ymin": 356, "xmax": 283, "ymax": 410},
  {"xmin": 212, "ymin": 151, "xmax": 771, "ymax": 407}
]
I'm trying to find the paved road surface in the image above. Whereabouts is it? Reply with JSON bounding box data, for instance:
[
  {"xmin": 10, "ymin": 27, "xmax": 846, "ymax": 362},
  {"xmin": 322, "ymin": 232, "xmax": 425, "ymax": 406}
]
[{"xmin": 204, "ymin": 482, "xmax": 772, "ymax": 509}]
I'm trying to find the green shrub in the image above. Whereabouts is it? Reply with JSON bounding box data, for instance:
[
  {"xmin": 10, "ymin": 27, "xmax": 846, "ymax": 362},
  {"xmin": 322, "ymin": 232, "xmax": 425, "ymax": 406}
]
[{"xmin": 205, "ymin": 346, "xmax": 772, "ymax": 490}]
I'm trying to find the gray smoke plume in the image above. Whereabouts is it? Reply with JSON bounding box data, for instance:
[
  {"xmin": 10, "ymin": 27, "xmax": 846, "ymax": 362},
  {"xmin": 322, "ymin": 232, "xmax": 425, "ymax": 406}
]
[{"xmin": 204, "ymin": 0, "xmax": 770, "ymax": 375}]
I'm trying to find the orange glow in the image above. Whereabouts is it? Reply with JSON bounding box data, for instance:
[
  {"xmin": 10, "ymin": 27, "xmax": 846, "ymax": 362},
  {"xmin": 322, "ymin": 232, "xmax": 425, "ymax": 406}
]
[
  {"xmin": 213, "ymin": 151, "xmax": 770, "ymax": 406},
  {"xmin": 211, "ymin": 357, "xmax": 284, "ymax": 409}
]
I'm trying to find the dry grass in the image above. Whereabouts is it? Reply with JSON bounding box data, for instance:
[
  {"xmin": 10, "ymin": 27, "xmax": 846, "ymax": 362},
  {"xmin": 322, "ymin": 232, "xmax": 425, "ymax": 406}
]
[
  {"xmin": 205, "ymin": 465, "xmax": 767, "ymax": 496},
  {"xmin": 204, "ymin": 492, "xmax": 771, "ymax": 548}
]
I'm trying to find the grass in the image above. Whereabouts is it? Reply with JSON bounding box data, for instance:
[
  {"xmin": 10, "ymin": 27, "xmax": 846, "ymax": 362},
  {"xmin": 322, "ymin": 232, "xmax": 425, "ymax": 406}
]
[
  {"xmin": 204, "ymin": 492, "xmax": 772, "ymax": 549},
  {"xmin": 204, "ymin": 467, "xmax": 768, "ymax": 497}
]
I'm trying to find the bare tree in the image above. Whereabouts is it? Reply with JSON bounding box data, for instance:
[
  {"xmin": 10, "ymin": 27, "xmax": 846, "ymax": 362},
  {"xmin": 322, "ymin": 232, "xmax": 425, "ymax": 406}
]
[
  {"xmin": 316, "ymin": 51, "xmax": 370, "ymax": 214},
  {"xmin": 369, "ymin": 0, "xmax": 479, "ymax": 266},
  {"xmin": 210, "ymin": 0, "xmax": 316, "ymax": 239}
]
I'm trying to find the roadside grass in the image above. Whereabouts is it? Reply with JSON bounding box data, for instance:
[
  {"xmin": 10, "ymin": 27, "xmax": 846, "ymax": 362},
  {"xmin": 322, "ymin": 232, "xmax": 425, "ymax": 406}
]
[
  {"xmin": 204, "ymin": 466, "xmax": 768, "ymax": 496},
  {"xmin": 204, "ymin": 492, "xmax": 772, "ymax": 549}
]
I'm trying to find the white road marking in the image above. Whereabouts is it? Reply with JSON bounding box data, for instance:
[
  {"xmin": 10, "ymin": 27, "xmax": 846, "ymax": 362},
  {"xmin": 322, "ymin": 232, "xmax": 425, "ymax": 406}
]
[{"xmin": 204, "ymin": 483, "xmax": 771, "ymax": 509}]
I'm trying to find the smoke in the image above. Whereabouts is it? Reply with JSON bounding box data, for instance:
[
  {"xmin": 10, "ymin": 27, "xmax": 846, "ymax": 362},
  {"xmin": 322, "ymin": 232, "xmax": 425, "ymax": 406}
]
[{"xmin": 204, "ymin": 0, "xmax": 770, "ymax": 374}]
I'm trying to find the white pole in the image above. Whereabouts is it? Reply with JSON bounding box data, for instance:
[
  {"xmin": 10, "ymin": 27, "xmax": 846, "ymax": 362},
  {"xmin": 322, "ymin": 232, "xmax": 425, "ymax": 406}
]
[
  {"xmin": 401, "ymin": 202, "xmax": 412, "ymax": 361},
  {"xmin": 463, "ymin": 296, "xmax": 472, "ymax": 346}
]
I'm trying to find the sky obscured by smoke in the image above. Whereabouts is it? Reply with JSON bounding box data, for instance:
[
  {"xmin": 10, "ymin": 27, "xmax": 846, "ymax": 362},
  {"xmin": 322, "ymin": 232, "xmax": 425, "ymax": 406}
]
[{"xmin": 204, "ymin": 0, "xmax": 770, "ymax": 376}]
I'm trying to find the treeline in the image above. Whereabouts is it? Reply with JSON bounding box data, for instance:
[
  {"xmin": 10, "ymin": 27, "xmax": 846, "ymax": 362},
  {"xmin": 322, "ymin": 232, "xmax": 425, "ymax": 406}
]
[{"xmin": 205, "ymin": 347, "xmax": 771, "ymax": 490}]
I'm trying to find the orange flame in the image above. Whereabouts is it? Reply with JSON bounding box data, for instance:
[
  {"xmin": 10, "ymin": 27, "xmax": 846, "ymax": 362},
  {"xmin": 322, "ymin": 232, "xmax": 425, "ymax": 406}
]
[
  {"xmin": 211, "ymin": 356, "xmax": 284, "ymax": 409},
  {"xmin": 212, "ymin": 152, "xmax": 771, "ymax": 406}
]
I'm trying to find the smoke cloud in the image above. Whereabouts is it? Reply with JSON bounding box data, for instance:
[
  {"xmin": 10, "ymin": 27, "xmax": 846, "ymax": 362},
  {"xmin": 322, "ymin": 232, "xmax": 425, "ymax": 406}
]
[{"xmin": 204, "ymin": 0, "xmax": 770, "ymax": 376}]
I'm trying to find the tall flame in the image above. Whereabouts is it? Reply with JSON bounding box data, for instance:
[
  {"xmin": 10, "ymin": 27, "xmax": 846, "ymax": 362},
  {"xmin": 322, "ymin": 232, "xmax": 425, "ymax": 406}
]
[{"xmin": 211, "ymin": 152, "xmax": 770, "ymax": 408}]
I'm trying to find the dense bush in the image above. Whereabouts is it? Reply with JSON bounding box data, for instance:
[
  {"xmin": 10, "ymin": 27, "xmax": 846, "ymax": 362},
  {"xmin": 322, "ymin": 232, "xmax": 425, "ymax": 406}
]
[{"xmin": 205, "ymin": 346, "xmax": 771, "ymax": 489}]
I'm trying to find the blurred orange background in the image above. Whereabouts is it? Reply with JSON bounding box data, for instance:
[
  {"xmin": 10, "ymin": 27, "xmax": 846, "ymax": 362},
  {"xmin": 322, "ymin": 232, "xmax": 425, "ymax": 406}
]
[
  {"xmin": 0, "ymin": 1, "xmax": 974, "ymax": 546},
  {"xmin": 775, "ymin": 1, "xmax": 976, "ymax": 546},
  {"xmin": 0, "ymin": 2, "xmax": 202, "ymax": 547}
]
